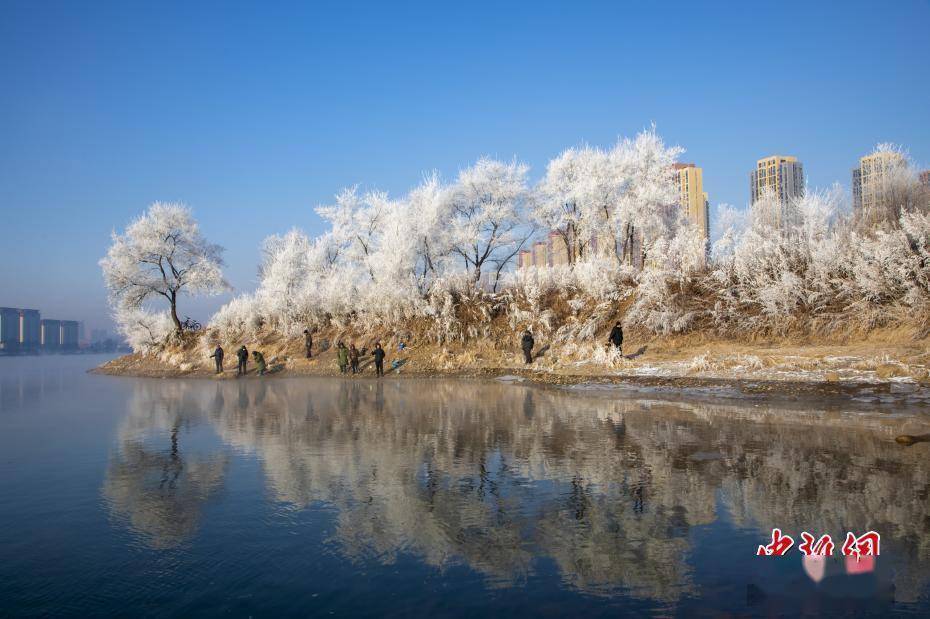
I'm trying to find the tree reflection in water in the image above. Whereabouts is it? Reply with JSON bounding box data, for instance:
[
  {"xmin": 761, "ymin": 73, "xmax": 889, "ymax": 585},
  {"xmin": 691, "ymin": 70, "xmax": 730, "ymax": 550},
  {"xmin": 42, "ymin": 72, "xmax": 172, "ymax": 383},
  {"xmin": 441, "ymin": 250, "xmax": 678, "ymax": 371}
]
[
  {"xmin": 103, "ymin": 378, "xmax": 930, "ymax": 602},
  {"xmin": 102, "ymin": 383, "xmax": 228, "ymax": 550}
]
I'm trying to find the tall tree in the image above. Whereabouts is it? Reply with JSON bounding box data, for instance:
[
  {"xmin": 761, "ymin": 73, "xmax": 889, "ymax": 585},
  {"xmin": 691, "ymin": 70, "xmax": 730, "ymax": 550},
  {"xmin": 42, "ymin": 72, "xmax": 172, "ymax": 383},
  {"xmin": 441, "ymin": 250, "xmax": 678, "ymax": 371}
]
[
  {"xmin": 101, "ymin": 202, "xmax": 229, "ymax": 333},
  {"xmin": 448, "ymin": 157, "xmax": 534, "ymax": 290}
]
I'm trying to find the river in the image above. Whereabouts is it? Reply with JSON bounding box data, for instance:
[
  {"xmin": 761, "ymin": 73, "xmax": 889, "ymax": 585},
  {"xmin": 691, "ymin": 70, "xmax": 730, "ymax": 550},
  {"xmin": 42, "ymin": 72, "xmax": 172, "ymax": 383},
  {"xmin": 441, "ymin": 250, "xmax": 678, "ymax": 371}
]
[{"xmin": 1, "ymin": 354, "xmax": 929, "ymax": 617}]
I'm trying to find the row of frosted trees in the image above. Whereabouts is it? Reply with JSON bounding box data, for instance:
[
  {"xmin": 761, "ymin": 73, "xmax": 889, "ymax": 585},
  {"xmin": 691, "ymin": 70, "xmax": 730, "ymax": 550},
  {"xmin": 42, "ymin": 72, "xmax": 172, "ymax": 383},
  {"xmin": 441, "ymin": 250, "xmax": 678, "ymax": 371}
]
[{"xmin": 101, "ymin": 132, "xmax": 930, "ymax": 351}]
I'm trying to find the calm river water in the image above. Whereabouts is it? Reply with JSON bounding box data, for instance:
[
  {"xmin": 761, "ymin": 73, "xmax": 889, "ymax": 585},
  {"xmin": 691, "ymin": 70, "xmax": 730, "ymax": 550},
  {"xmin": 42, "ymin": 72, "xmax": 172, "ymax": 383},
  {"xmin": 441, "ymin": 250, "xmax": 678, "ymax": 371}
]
[{"xmin": 2, "ymin": 354, "xmax": 930, "ymax": 617}]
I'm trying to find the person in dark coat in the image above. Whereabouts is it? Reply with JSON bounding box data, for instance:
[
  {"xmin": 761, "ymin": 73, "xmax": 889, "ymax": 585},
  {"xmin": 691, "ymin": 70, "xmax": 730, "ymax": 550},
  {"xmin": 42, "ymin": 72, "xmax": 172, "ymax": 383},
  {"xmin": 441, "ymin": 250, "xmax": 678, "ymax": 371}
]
[
  {"xmin": 252, "ymin": 350, "xmax": 267, "ymax": 376},
  {"xmin": 304, "ymin": 329, "xmax": 313, "ymax": 358},
  {"xmin": 373, "ymin": 342, "xmax": 386, "ymax": 377},
  {"xmin": 209, "ymin": 345, "xmax": 224, "ymax": 374},
  {"xmin": 337, "ymin": 342, "xmax": 349, "ymax": 374},
  {"xmin": 521, "ymin": 330, "xmax": 534, "ymax": 364},
  {"xmin": 349, "ymin": 344, "xmax": 360, "ymax": 374},
  {"xmin": 236, "ymin": 345, "xmax": 249, "ymax": 376},
  {"xmin": 608, "ymin": 321, "xmax": 623, "ymax": 353}
]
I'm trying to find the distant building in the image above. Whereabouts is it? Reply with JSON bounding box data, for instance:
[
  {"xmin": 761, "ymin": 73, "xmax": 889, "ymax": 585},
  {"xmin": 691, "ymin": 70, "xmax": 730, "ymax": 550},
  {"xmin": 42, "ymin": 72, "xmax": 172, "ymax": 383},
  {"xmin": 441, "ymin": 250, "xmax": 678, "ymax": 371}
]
[
  {"xmin": 517, "ymin": 233, "xmax": 571, "ymax": 269},
  {"xmin": 0, "ymin": 307, "xmax": 20, "ymax": 353},
  {"xmin": 750, "ymin": 155, "xmax": 805, "ymax": 207},
  {"xmin": 532, "ymin": 240, "xmax": 547, "ymax": 267},
  {"xmin": 90, "ymin": 328, "xmax": 109, "ymax": 343},
  {"xmin": 852, "ymin": 150, "xmax": 907, "ymax": 212},
  {"xmin": 673, "ymin": 163, "xmax": 710, "ymax": 243},
  {"xmin": 548, "ymin": 231, "xmax": 569, "ymax": 266},
  {"xmin": 20, "ymin": 309, "xmax": 40, "ymax": 353},
  {"xmin": 61, "ymin": 320, "xmax": 79, "ymax": 350},
  {"xmin": 41, "ymin": 319, "xmax": 61, "ymax": 350}
]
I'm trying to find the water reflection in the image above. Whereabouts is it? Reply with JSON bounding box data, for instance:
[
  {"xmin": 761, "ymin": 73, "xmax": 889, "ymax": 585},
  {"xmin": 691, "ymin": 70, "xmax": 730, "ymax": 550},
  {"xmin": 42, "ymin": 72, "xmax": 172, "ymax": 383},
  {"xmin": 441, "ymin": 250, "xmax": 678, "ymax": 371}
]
[
  {"xmin": 104, "ymin": 378, "xmax": 930, "ymax": 604},
  {"xmin": 102, "ymin": 382, "xmax": 228, "ymax": 549}
]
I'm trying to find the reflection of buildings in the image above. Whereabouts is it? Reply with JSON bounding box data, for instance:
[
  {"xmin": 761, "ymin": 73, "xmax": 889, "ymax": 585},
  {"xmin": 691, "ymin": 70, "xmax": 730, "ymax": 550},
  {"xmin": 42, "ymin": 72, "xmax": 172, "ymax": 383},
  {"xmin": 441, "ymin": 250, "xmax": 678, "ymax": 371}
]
[
  {"xmin": 107, "ymin": 378, "xmax": 930, "ymax": 604},
  {"xmin": 0, "ymin": 307, "xmax": 78, "ymax": 353}
]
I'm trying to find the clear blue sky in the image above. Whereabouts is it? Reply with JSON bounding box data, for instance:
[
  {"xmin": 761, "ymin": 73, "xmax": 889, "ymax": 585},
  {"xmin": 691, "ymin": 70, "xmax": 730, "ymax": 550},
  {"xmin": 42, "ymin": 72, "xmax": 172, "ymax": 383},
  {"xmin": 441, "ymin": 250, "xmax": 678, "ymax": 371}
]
[{"xmin": 2, "ymin": 0, "xmax": 928, "ymax": 332}]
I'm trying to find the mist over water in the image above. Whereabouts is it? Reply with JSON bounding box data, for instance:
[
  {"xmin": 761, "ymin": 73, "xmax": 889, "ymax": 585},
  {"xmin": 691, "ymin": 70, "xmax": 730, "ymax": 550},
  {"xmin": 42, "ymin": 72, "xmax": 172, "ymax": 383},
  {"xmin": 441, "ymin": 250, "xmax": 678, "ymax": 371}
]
[{"xmin": 1, "ymin": 355, "xmax": 929, "ymax": 617}]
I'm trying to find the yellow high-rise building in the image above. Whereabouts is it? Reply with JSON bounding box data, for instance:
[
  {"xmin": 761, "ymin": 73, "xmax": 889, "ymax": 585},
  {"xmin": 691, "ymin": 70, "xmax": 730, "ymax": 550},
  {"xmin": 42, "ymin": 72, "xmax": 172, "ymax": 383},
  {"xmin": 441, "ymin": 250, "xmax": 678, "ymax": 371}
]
[
  {"xmin": 750, "ymin": 155, "xmax": 805, "ymax": 206},
  {"xmin": 852, "ymin": 150, "xmax": 907, "ymax": 212},
  {"xmin": 673, "ymin": 163, "xmax": 709, "ymax": 241},
  {"xmin": 531, "ymin": 240, "xmax": 548, "ymax": 267},
  {"xmin": 547, "ymin": 231, "xmax": 569, "ymax": 266}
]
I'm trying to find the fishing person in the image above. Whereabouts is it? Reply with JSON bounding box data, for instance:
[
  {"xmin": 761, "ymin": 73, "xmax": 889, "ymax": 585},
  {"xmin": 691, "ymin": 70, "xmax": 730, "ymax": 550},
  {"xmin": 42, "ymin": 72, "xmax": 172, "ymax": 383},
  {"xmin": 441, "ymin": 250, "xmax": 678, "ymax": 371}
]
[
  {"xmin": 209, "ymin": 345, "xmax": 224, "ymax": 374},
  {"xmin": 608, "ymin": 321, "xmax": 624, "ymax": 354},
  {"xmin": 304, "ymin": 329, "xmax": 313, "ymax": 358},
  {"xmin": 521, "ymin": 330, "xmax": 534, "ymax": 364},
  {"xmin": 337, "ymin": 342, "xmax": 349, "ymax": 374},
  {"xmin": 252, "ymin": 350, "xmax": 267, "ymax": 376},
  {"xmin": 349, "ymin": 344, "xmax": 360, "ymax": 374},
  {"xmin": 236, "ymin": 345, "xmax": 249, "ymax": 376},
  {"xmin": 373, "ymin": 342, "xmax": 385, "ymax": 377}
]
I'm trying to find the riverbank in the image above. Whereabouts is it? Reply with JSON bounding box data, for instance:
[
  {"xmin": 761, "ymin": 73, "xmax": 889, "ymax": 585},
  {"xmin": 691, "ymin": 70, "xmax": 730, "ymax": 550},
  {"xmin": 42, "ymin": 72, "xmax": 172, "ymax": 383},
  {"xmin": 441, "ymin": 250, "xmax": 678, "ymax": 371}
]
[{"xmin": 95, "ymin": 333, "xmax": 930, "ymax": 411}]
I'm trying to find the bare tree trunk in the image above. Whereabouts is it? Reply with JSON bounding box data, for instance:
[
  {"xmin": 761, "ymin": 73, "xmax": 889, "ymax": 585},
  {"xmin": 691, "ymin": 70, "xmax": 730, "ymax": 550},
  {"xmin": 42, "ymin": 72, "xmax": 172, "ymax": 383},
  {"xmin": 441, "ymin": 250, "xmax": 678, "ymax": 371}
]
[{"xmin": 170, "ymin": 291, "xmax": 182, "ymax": 333}]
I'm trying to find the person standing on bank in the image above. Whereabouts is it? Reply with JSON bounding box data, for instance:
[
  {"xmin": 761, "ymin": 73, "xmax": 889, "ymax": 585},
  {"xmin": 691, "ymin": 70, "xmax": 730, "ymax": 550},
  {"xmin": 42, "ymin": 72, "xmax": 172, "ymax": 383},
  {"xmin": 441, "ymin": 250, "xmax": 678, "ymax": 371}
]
[
  {"xmin": 304, "ymin": 329, "xmax": 313, "ymax": 358},
  {"xmin": 337, "ymin": 342, "xmax": 349, "ymax": 374},
  {"xmin": 209, "ymin": 345, "xmax": 224, "ymax": 374},
  {"xmin": 608, "ymin": 321, "xmax": 623, "ymax": 354},
  {"xmin": 521, "ymin": 330, "xmax": 534, "ymax": 364},
  {"xmin": 349, "ymin": 344, "xmax": 360, "ymax": 374},
  {"xmin": 236, "ymin": 345, "xmax": 249, "ymax": 376},
  {"xmin": 252, "ymin": 350, "xmax": 267, "ymax": 376},
  {"xmin": 373, "ymin": 342, "xmax": 386, "ymax": 377}
]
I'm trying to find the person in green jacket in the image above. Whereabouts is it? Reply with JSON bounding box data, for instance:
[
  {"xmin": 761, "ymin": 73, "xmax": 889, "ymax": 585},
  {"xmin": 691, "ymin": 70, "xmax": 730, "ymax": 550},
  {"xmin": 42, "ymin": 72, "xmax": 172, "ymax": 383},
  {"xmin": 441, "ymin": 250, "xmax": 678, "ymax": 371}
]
[
  {"xmin": 337, "ymin": 342, "xmax": 349, "ymax": 374},
  {"xmin": 252, "ymin": 350, "xmax": 267, "ymax": 376}
]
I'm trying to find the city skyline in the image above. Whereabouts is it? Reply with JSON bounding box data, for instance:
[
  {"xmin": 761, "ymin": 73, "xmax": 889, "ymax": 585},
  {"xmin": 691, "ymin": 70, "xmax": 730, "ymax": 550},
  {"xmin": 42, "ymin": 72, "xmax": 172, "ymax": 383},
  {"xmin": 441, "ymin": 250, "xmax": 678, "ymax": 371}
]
[{"xmin": 1, "ymin": 1, "xmax": 928, "ymax": 331}]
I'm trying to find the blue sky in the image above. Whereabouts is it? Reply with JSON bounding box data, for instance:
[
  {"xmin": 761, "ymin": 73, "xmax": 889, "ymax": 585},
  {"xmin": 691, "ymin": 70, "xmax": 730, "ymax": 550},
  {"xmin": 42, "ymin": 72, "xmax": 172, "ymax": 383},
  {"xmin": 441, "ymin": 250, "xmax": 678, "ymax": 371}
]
[{"xmin": 2, "ymin": 1, "xmax": 928, "ymax": 331}]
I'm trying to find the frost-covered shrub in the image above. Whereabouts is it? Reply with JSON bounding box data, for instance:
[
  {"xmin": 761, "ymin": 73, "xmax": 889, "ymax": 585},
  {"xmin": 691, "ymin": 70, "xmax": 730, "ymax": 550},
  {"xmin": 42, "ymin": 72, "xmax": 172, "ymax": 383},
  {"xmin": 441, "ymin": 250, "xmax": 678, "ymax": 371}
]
[
  {"xmin": 114, "ymin": 306, "xmax": 174, "ymax": 353},
  {"xmin": 210, "ymin": 294, "xmax": 265, "ymax": 343}
]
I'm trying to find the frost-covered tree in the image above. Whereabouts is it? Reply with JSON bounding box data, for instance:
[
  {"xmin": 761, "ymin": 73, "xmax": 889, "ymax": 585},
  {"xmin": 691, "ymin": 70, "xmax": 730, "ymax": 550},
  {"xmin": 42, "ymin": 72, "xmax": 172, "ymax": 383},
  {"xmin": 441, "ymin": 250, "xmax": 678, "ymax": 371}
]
[
  {"xmin": 447, "ymin": 157, "xmax": 534, "ymax": 290},
  {"xmin": 534, "ymin": 147, "xmax": 596, "ymax": 264},
  {"xmin": 538, "ymin": 129, "xmax": 682, "ymax": 268},
  {"xmin": 609, "ymin": 128, "xmax": 683, "ymax": 266},
  {"xmin": 100, "ymin": 202, "xmax": 229, "ymax": 333},
  {"xmin": 854, "ymin": 143, "xmax": 928, "ymax": 232},
  {"xmin": 407, "ymin": 172, "xmax": 454, "ymax": 292}
]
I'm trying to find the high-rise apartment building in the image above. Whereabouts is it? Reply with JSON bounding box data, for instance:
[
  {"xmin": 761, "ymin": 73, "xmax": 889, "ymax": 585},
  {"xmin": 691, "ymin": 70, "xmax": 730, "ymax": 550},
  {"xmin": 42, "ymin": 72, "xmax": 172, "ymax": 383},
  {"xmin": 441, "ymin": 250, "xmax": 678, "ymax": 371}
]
[
  {"xmin": 40, "ymin": 319, "xmax": 61, "ymax": 350},
  {"xmin": 0, "ymin": 307, "xmax": 20, "ymax": 352},
  {"xmin": 19, "ymin": 309, "xmax": 40, "ymax": 353},
  {"xmin": 517, "ymin": 232, "xmax": 570, "ymax": 269},
  {"xmin": 750, "ymin": 155, "xmax": 805, "ymax": 206},
  {"xmin": 851, "ymin": 150, "xmax": 907, "ymax": 212},
  {"xmin": 61, "ymin": 321, "xmax": 80, "ymax": 350},
  {"xmin": 673, "ymin": 163, "xmax": 710, "ymax": 242}
]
